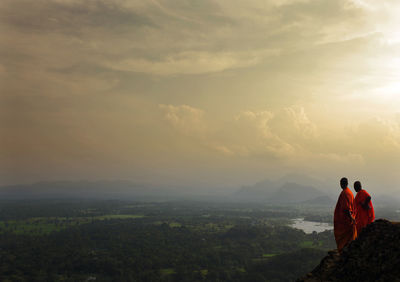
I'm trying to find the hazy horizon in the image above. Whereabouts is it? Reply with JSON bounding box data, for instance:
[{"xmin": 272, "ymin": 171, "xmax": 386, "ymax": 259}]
[{"xmin": 2, "ymin": 0, "xmax": 400, "ymax": 193}]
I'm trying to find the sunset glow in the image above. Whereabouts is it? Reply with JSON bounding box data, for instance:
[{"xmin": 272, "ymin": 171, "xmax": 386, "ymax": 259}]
[{"xmin": 1, "ymin": 0, "xmax": 400, "ymax": 192}]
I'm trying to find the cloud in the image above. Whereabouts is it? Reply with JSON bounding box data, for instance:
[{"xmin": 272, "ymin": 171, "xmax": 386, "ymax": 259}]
[
  {"xmin": 223, "ymin": 107, "xmax": 320, "ymax": 159},
  {"xmin": 352, "ymin": 117, "xmax": 400, "ymax": 153},
  {"xmin": 224, "ymin": 110, "xmax": 295, "ymax": 158},
  {"xmin": 158, "ymin": 105, "xmax": 316, "ymax": 159},
  {"xmin": 268, "ymin": 106, "xmax": 317, "ymax": 142},
  {"xmin": 157, "ymin": 104, "xmax": 400, "ymax": 171},
  {"xmin": 1, "ymin": 0, "xmax": 154, "ymax": 34},
  {"xmin": 3, "ymin": 0, "xmax": 400, "ymax": 186},
  {"xmin": 106, "ymin": 50, "xmax": 278, "ymax": 75},
  {"xmin": 315, "ymin": 152, "xmax": 365, "ymax": 165},
  {"xmin": 159, "ymin": 104, "xmax": 206, "ymax": 137},
  {"xmin": 0, "ymin": 0, "xmax": 374, "ymax": 79}
]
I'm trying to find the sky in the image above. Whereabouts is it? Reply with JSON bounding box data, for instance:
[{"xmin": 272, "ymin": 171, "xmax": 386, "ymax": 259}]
[{"xmin": 1, "ymin": 0, "xmax": 400, "ymax": 192}]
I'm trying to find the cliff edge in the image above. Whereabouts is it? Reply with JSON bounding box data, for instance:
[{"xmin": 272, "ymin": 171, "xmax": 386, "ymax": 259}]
[{"xmin": 297, "ymin": 219, "xmax": 400, "ymax": 282}]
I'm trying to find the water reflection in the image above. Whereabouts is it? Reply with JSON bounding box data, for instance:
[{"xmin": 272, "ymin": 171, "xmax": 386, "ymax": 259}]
[{"xmin": 291, "ymin": 218, "xmax": 333, "ymax": 234}]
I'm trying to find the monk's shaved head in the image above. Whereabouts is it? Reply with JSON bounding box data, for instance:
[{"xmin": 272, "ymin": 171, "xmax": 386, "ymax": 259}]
[
  {"xmin": 354, "ymin": 181, "xmax": 362, "ymax": 192},
  {"xmin": 340, "ymin": 177, "xmax": 348, "ymax": 189}
]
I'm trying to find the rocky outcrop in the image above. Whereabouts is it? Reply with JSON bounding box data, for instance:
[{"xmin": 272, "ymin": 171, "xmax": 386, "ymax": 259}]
[{"xmin": 297, "ymin": 219, "xmax": 400, "ymax": 282}]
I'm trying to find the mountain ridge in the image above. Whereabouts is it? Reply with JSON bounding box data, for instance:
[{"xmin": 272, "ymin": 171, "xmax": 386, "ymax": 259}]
[{"xmin": 234, "ymin": 180, "xmax": 329, "ymax": 203}]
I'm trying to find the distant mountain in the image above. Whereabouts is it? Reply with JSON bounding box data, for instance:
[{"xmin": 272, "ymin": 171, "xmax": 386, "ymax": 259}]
[
  {"xmin": 233, "ymin": 175, "xmax": 331, "ymax": 203},
  {"xmin": 233, "ymin": 179, "xmax": 278, "ymax": 201},
  {"xmin": 268, "ymin": 182, "xmax": 326, "ymax": 203},
  {"xmin": 275, "ymin": 173, "xmax": 327, "ymax": 188}
]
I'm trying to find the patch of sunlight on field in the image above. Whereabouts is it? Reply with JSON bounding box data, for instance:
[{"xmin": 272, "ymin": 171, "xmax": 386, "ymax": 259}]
[
  {"xmin": 262, "ymin": 253, "xmax": 277, "ymax": 258},
  {"xmin": 153, "ymin": 221, "xmax": 182, "ymax": 227},
  {"xmin": 160, "ymin": 268, "xmax": 176, "ymax": 276},
  {"xmin": 200, "ymin": 269, "xmax": 208, "ymax": 276},
  {"xmin": 299, "ymin": 240, "xmax": 322, "ymax": 248},
  {"xmin": 169, "ymin": 222, "xmax": 182, "ymax": 227}
]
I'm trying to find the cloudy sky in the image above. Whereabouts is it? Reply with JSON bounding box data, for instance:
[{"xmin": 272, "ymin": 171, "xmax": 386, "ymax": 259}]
[{"xmin": 1, "ymin": 0, "xmax": 400, "ymax": 191}]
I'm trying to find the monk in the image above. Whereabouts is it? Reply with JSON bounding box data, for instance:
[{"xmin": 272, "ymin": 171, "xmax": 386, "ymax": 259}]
[
  {"xmin": 354, "ymin": 181, "xmax": 375, "ymax": 235},
  {"xmin": 334, "ymin": 177, "xmax": 357, "ymax": 252}
]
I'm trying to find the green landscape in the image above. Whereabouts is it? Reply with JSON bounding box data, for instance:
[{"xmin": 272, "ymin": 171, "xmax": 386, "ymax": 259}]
[
  {"xmin": 0, "ymin": 199, "xmax": 398, "ymax": 281},
  {"xmin": 0, "ymin": 199, "xmax": 341, "ymax": 281}
]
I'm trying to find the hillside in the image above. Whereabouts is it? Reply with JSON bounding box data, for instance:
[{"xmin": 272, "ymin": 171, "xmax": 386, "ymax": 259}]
[
  {"xmin": 297, "ymin": 219, "xmax": 400, "ymax": 282},
  {"xmin": 234, "ymin": 181, "xmax": 327, "ymax": 203},
  {"xmin": 270, "ymin": 182, "xmax": 326, "ymax": 203}
]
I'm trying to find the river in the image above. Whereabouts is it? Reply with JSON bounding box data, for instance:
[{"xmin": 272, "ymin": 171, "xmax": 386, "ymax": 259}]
[{"xmin": 290, "ymin": 218, "xmax": 333, "ymax": 234}]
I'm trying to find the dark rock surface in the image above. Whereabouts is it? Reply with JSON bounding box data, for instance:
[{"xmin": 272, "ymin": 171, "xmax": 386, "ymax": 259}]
[{"xmin": 297, "ymin": 219, "xmax": 400, "ymax": 282}]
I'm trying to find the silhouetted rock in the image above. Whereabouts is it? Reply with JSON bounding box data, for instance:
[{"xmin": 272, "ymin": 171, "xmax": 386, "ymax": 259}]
[{"xmin": 297, "ymin": 219, "xmax": 400, "ymax": 282}]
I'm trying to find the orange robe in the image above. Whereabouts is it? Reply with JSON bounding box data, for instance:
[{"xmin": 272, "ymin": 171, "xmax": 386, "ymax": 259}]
[
  {"xmin": 355, "ymin": 189, "xmax": 375, "ymax": 235},
  {"xmin": 334, "ymin": 187, "xmax": 357, "ymax": 252}
]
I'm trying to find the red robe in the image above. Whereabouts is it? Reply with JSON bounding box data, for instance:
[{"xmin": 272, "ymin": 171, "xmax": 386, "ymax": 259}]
[
  {"xmin": 355, "ymin": 189, "xmax": 375, "ymax": 235},
  {"xmin": 334, "ymin": 187, "xmax": 357, "ymax": 252}
]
